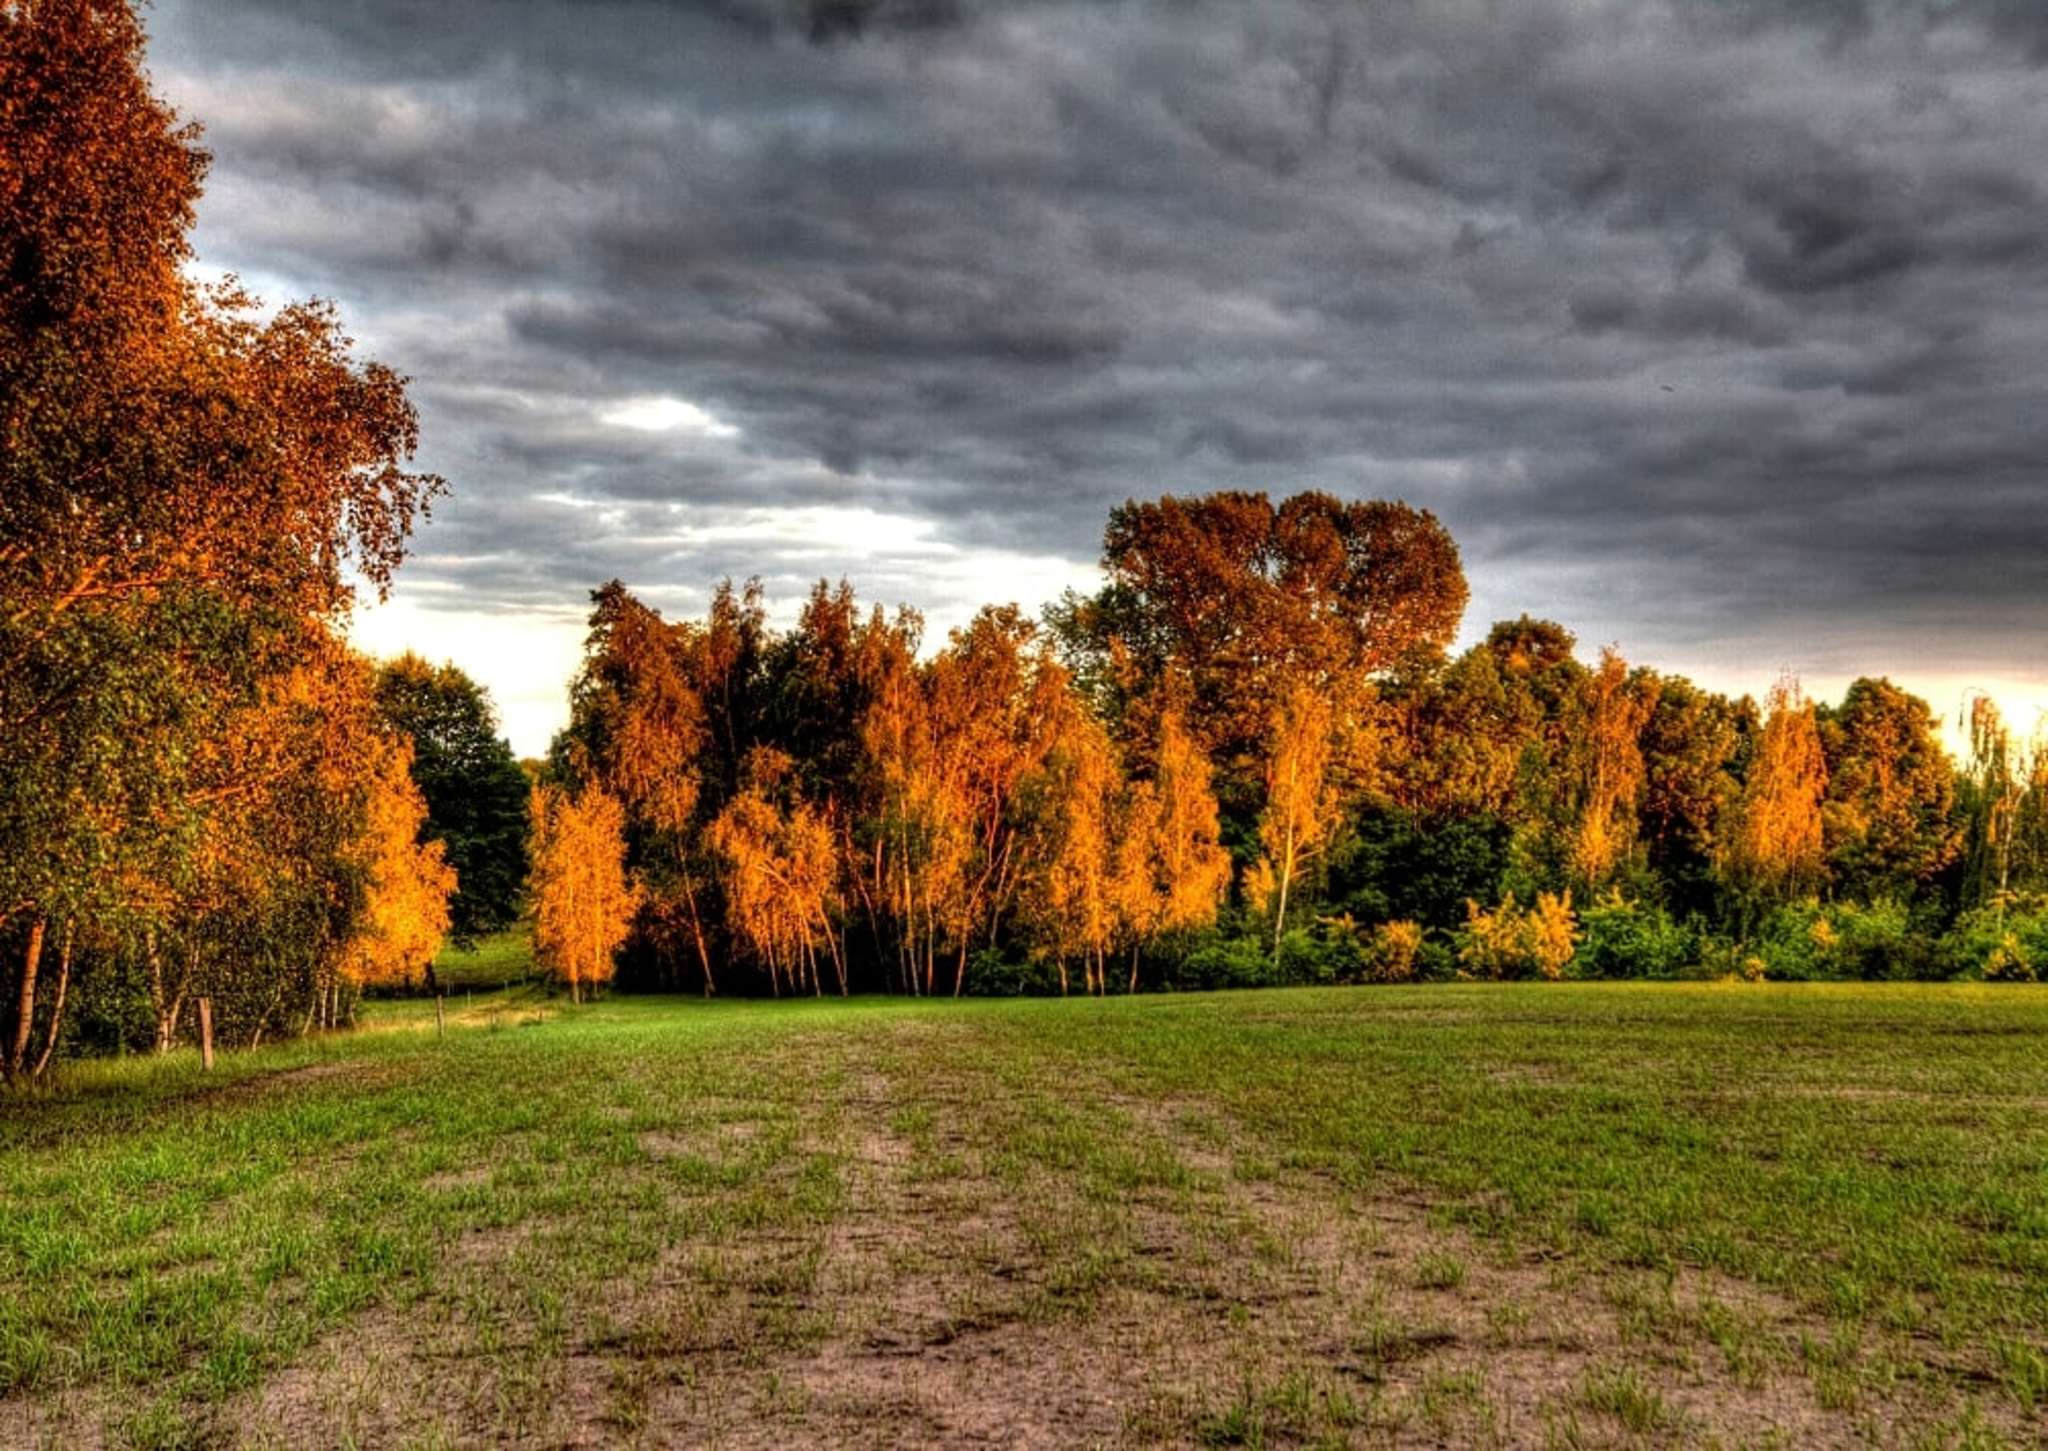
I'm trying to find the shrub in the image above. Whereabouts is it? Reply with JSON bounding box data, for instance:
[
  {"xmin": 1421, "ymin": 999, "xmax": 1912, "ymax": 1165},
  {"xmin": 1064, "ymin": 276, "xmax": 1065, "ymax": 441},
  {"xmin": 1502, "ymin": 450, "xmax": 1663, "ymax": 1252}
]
[
  {"xmin": 1276, "ymin": 927, "xmax": 1342, "ymax": 985},
  {"xmin": 1940, "ymin": 898, "xmax": 2048, "ymax": 982},
  {"xmin": 1691, "ymin": 935, "xmax": 1764, "ymax": 982},
  {"xmin": 1367, "ymin": 919, "xmax": 1424, "ymax": 983},
  {"xmin": 1456, "ymin": 891, "xmax": 1578, "ymax": 981},
  {"xmin": 962, "ymin": 949, "xmax": 1063, "ymax": 997},
  {"xmin": 1754, "ymin": 899, "xmax": 1923, "ymax": 980},
  {"xmin": 1571, "ymin": 893, "xmax": 1692, "ymax": 979},
  {"xmin": 1416, "ymin": 934, "xmax": 1457, "ymax": 981},
  {"xmin": 1178, "ymin": 935, "xmax": 1279, "ymax": 991}
]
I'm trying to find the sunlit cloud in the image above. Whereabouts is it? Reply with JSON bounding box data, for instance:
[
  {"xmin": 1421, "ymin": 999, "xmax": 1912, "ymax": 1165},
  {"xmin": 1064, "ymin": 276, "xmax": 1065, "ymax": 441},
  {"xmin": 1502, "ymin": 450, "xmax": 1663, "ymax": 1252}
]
[{"xmin": 597, "ymin": 396, "xmax": 739, "ymax": 438}]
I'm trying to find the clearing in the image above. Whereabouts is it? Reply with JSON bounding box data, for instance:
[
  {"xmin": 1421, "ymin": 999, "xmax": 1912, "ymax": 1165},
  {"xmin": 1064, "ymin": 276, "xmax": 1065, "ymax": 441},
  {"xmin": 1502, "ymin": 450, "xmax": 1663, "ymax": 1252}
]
[{"xmin": 2, "ymin": 978, "xmax": 2045, "ymax": 1447}]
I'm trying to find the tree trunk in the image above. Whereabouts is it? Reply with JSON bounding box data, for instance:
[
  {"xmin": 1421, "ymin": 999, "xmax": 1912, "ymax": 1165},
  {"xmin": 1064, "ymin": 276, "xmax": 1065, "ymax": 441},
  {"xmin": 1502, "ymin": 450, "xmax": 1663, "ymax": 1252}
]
[
  {"xmin": 1271, "ymin": 840, "xmax": 1294, "ymax": 967},
  {"xmin": 30, "ymin": 921, "xmax": 72, "ymax": 1079},
  {"xmin": 1057, "ymin": 956, "xmax": 1069, "ymax": 997},
  {"xmin": 953, "ymin": 941, "xmax": 968, "ymax": 998},
  {"xmin": 1128, "ymin": 943, "xmax": 1140, "ymax": 996},
  {"xmin": 681, "ymin": 874, "xmax": 716, "ymax": 997},
  {"xmin": 6, "ymin": 918, "xmax": 46, "ymax": 1078}
]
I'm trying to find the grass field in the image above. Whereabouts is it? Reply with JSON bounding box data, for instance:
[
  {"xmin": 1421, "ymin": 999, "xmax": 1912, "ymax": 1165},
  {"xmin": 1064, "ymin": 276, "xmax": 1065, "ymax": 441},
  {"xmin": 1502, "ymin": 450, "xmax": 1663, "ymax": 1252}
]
[{"xmin": 3, "ymin": 971, "xmax": 2045, "ymax": 1448}]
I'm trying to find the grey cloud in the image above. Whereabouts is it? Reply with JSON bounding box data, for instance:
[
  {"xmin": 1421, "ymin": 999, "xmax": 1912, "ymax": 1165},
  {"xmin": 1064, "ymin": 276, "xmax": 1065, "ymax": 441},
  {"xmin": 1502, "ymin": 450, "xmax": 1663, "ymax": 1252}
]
[{"xmin": 145, "ymin": 0, "xmax": 2048, "ymax": 695}]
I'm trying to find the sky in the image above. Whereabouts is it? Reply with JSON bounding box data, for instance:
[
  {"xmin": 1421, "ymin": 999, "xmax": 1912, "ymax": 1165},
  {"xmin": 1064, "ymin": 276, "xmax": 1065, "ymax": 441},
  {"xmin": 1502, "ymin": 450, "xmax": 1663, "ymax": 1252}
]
[{"xmin": 143, "ymin": 0, "xmax": 2048, "ymax": 757}]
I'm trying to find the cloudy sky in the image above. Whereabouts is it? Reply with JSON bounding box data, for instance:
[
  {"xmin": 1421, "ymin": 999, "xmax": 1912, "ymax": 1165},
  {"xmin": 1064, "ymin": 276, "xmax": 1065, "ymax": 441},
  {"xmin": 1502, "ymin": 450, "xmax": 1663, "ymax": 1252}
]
[{"xmin": 146, "ymin": 0, "xmax": 2048, "ymax": 754}]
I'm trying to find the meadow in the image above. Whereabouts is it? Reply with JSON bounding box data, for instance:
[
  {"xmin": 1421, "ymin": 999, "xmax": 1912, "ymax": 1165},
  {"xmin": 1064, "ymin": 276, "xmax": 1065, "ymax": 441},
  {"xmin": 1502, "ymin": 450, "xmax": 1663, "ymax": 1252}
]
[{"xmin": 3, "ymin": 961, "xmax": 2045, "ymax": 1448}]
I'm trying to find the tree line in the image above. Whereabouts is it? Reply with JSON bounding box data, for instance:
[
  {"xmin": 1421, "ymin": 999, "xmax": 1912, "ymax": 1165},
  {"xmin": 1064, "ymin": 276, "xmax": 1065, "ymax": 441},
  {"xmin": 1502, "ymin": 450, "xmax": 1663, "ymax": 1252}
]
[
  {"xmin": 7, "ymin": 3, "xmax": 2045, "ymax": 1082},
  {"xmin": 525, "ymin": 489, "xmax": 2048, "ymax": 1000}
]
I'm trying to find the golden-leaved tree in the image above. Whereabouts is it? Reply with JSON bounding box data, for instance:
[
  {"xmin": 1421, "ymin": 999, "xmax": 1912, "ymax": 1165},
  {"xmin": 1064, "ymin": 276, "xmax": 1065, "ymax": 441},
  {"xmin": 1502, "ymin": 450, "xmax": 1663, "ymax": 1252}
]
[
  {"xmin": 1257, "ymin": 678, "xmax": 1344, "ymax": 962},
  {"xmin": 1019, "ymin": 671, "xmax": 1119, "ymax": 996},
  {"xmin": 708, "ymin": 749, "xmax": 844, "ymax": 997},
  {"xmin": 1721, "ymin": 678, "xmax": 1829, "ymax": 906},
  {"xmin": 529, "ymin": 785, "xmax": 636, "ymax": 1003},
  {"xmin": 1112, "ymin": 710, "xmax": 1230, "ymax": 990},
  {"xmin": 1566, "ymin": 648, "xmax": 1657, "ymax": 888},
  {"xmin": 335, "ymin": 735, "xmax": 455, "ymax": 1001},
  {"xmin": 2, "ymin": 0, "xmax": 439, "ymax": 1070}
]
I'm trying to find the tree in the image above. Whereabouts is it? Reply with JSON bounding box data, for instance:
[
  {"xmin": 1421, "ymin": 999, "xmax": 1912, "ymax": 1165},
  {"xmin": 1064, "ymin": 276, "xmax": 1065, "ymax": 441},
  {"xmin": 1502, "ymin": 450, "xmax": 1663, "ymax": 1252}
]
[
  {"xmin": 1257, "ymin": 679, "xmax": 1344, "ymax": 962},
  {"xmin": 1564, "ymin": 649, "xmax": 1656, "ymax": 890},
  {"xmin": 1018, "ymin": 674, "xmax": 1120, "ymax": 995},
  {"xmin": 374, "ymin": 655, "xmax": 529, "ymax": 943},
  {"xmin": 1638, "ymin": 675, "xmax": 1745, "ymax": 917},
  {"xmin": 555, "ymin": 581, "xmax": 720, "ymax": 991},
  {"xmin": 1111, "ymin": 710, "xmax": 1230, "ymax": 990},
  {"xmin": 529, "ymin": 785, "xmax": 635, "ymax": 1003},
  {"xmin": 1817, "ymin": 678, "xmax": 1959, "ymax": 902},
  {"xmin": 1958, "ymin": 696, "xmax": 2048, "ymax": 911},
  {"xmin": 335, "ymin": 735, "xmax": 456, "ymax": 997},
  {"xmin": 1720, "ymin": 678, "xmax": 1829, "ymax": 907},
  {"xmin": 1054, "ymin": 491, "xmax": 1465, "ymax": 811},
  {"xmin": 708, "ymin": 749, "xmax": 845, "ymax": 997}
]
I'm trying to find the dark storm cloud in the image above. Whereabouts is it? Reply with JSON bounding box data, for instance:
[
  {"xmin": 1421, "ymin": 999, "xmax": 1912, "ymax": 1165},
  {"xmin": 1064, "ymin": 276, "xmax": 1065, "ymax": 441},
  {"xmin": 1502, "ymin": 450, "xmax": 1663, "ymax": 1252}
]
[{"xmin": 147, "ymin": 0, "xmax": 2048, "ymax": 688}]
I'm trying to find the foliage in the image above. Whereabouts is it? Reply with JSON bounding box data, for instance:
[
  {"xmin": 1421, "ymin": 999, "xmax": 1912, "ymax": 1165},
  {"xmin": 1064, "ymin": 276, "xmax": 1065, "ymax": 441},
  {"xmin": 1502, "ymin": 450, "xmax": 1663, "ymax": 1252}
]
[
  {"xmin": 1570, "ymin": 893, "xmax": 1692, "ymax": 980},
  {"xmin": 1366, "ymin": 919, "xmax": 1424, "ymax": 983},
  {"xmin": 373, "ymin": 655, "xmax": 529, "ymax": 944},
  {"xmin": 706, "ymin": 750, "xmax": 843, "ymax": 997},
  {"xmin": 1456, "ymin": 891, "xmax": 1579, "ymax": 981},
  {"xmin": 1752, "ymin": 899, "xmax": 1923, "ymax": 981},
  {"xmin": 1256, "ymin": 678, "xmax": 1345, "ymax": 961},
  {"xmin": 528, "ymin": 785, "xmax": 636, "ymax": 1003},
  {"xmin": 0, "ymin": 0, "xmax": 437, "ymax": 1074},
  {"xmin": 335, "ymin": 736, "xmax": 455, "ymax": 993},
  {"xmin": 1939, "ymin": 897, "xmax": 2048, "ymax": 982},
  {"xmin": 1817, "ymin": 678, "xmax": 1960, "ymax": 902},
  {"xmin": 1720, "ymin": 679, "xmax": 1829, "ymax": 906}
]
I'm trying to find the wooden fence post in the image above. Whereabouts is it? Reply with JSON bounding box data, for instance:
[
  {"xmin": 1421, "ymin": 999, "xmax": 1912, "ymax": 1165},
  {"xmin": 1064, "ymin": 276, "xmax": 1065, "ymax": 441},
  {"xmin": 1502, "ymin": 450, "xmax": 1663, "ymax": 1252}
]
[{"xmin": 198, "ymin": 997, "xmax": 214, "ymax": 1071}]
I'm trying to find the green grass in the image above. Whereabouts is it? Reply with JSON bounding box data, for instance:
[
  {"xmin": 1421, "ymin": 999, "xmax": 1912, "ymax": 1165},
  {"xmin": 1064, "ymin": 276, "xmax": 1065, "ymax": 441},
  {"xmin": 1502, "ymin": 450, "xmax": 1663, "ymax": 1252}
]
[
  {"xmin": 3, "ymin": 976, "xmax": 2045, "ymax": 1446},
  {"xmin": 429, "ymin": 927, "xmax": 539, "ymax": 991}
]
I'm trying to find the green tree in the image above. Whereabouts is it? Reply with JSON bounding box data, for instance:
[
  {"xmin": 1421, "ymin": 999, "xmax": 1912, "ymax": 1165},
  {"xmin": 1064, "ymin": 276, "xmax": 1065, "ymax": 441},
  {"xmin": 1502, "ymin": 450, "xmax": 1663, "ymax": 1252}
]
[
  {"xmin": 1816, "ymin": 678, "xmax": 1960, "ymax": 903},
  {"xmin": 374, "ymin": 654, "xmax": 530, "ymax": 943}
]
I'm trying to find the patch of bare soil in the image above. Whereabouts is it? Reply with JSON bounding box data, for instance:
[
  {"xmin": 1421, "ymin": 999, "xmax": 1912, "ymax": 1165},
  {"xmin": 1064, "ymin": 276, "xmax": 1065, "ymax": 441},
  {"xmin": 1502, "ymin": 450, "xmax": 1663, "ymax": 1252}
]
[
  {"xmin": 0, "ymin": 1388, "xmax": 109, "ymax": 1451},
  {"xmin": 208, "ymin": 1058, "xmax": 401, "ymax": 1105}
]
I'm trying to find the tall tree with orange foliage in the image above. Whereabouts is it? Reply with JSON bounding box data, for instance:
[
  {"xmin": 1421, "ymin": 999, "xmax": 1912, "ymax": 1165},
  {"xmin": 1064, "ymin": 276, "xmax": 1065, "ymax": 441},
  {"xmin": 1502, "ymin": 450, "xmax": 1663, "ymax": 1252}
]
[
  {"xmin": 1018, "ymin": 674, "xmax": 1120, "ymax": 995},
  {"xmin": 558, "ymin": 582, "xmax": 720, "ymax": 990},
  {"xmin": 1053, "ymin": 491, "xmax": 1464, "ymax": 801},
  {"xmin": 709, "ymin": 751, "xmax": 845, "ymax": 997},
  {"xmin": 1111, "ymin": 711, "xmax": 1230, "ymax": 990},
  {"xmin": 1565, "ymin": 649, "xmax": 1657, "ymax": 889},
  {"xmin": 529, "ymin": 785, "xmax": 636, "ymax": 1004},
  {"xmin": 335, "ymin": 736, "xmax": 455, "ymax": 1001},
  {"xmin": 1720, "ymin": 678, "xmax": 1829, "ymax": 906},
  {"xmin": 1257, "ymin": 679, "xmax": 1344, "ymax": 962}
]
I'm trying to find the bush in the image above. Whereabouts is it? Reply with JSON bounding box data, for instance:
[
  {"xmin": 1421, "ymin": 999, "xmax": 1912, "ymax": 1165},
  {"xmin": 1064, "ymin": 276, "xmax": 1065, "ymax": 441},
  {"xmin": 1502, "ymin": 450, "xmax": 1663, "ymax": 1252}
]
[
  {"xmin": 962, "ymin": 948, "xmax": 1063, "ymax": 997},
  {"xmin": 1275, "ymin": 927, "xmax": 1340, "ymax": 985},
  {"xmin": 1456, "ymin": 891, "xmax": 1578, "ymax": 981},
  {"xmin": 1692, "ymin": 935, "xmax": 1768, "ymax": 983},
  {"xmin": 1940, "ymin": 898, "xmax": 2048, "ymax": 982},
  {"xmin": 1571, "ymin": 893, "xmax": 1692, "ymax": 979},
  {"xmin": 1754, "ymin": 899, "xmax": 1923, "ymax": 980},
  {"xmin": 1367, "ymin": 919, "xmax": 1424, "ymax": 983},
  {"xmin": 1177, "ymin": 935, "xmax": 1280, "ymax": 992}
]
